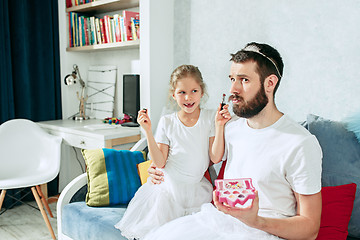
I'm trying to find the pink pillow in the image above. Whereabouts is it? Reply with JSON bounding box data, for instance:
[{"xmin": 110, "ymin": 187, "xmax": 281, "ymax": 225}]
[{"xmin": 316, "ymin": 183, "xmax": 357, "ymax": 240}]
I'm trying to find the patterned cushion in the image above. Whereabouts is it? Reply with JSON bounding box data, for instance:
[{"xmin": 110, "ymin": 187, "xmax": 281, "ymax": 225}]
[{"xmin": 81, "ymin": 149, "xmax": 145, "ymax": 206}]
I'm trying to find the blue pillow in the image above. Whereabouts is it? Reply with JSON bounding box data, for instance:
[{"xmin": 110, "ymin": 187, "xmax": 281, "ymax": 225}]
[
  {"xmin": 81, "ymin": 149, "xmax": 145, "ymax": 207},
  {"xmin": 306, "ymin": 114, "xmax": 360, "ymax": 238},
  {"xmin": 345, "ymin": 111, "xmax": 360, "ymax": 143}
]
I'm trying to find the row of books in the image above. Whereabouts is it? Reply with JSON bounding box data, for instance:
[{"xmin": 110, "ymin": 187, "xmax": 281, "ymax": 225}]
[
  {"xmin": 68, "ymin": 10, "xmax": 140, "ymax": 48},
  {"xmin": 66, "ymin": 0, "xmax": 96, "ymax": 8}
]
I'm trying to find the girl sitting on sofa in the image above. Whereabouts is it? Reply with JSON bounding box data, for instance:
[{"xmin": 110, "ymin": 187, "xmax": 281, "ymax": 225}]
[{"xmin": 114, "ymin": 64, "xmax": 231, "ymax": 239}]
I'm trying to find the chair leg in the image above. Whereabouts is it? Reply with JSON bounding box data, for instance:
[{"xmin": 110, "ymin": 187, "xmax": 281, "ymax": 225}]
[
  {"xmin": 0, "ymin": 190, "xmax": 6, "ymax": 211},
  {"xmin": 36, "ymin": 185, "xmax": 53, "ymax": 218},
  {"xmin": 31, "ymin": 187, "xmax": 56, "ymax": 240}
]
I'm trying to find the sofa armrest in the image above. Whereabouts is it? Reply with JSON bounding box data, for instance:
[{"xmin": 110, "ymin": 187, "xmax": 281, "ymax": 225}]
[
  {"xmin": 131, "ymin": 137, "xmax": 147, "ymax": 152},
  {"xmin": 57, "ymin": 173, "xmax": 87, "ymax": 240},
  {"xmin": 57, "ymin": 138, "xmax": 147, "ymax": 239}
]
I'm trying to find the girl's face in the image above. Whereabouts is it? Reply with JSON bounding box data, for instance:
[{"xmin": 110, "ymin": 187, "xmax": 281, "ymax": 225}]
[{"xmin": 172, "ymin": 76, "xmax": 203, "ymax": 114}]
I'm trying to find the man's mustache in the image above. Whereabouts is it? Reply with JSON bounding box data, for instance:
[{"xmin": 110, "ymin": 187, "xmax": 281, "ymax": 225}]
[{"xmin": 228, "ymin": 94, "xmax": 244, "ymax": 103}]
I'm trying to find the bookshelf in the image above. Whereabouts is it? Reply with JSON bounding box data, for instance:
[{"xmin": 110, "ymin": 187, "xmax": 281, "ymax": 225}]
[
  {"xmin": 59, "ymin": 0, "xmax": 174, "ymax": 131},
  {"xmin": 66, "ymin": 0, "xmax": 140, "ymax": 51}
]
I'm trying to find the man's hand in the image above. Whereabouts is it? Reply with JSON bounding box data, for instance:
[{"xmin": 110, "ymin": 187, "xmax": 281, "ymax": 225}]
[
  {"xmin": 147, "ymin": 162, "xmax": 164, "ymax": 184},
  {"xmin": 213, "ymin": 190, "xmax": 261, "ymax": 228},
  {"xmin": 214, "ymin": 190, "xmax": 322, "ymax": 239}
]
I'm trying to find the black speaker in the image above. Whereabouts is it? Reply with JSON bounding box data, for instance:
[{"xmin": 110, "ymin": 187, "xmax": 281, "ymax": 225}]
[{"xmin": 122, "ymin": 74, "xmax": 140, "ymax": 127}]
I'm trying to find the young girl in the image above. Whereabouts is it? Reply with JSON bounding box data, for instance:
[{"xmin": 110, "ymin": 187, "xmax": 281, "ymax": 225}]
[{"xmin": 115, "ymin": 65, "xmax": 230, "ymax": 239}]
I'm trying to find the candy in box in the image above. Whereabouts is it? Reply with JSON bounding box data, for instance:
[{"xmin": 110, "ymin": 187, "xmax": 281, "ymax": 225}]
[{"xmin": 215, "ymin": 178, "xmax": 256, "ymax": 207}]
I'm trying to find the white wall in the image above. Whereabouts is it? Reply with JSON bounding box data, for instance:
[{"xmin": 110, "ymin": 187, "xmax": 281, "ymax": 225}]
[
  {"xmin": 140, "ymin": 0, "xmax": 174, "ymax": 131},
  {"xmin": 174, "ymin": 0, "xmax": 360, "ymax": 121},
  {"xmin": 59, "ymin": 0, "xmax": 360, "ymax": 123}
]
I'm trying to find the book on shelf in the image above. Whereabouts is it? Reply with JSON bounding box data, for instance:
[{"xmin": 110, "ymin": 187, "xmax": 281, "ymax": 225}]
[
  {"xmin": 78, "ymin": 16, "xmax": 82, "ymax": 46},
  {"xmin": 110, "ymin": 17, "xmax": 116, "ymax": 43},
  {"xmin": 131, "ymin": 18, "xmax": 140, "ymax": 40},
  {"xmin": 99, "ymin": 18, "xmax": 106, "ymax": 44},
  {"xmin": 90, "ymin": 16, "xmax": 97, "ymax": 45},
  {"xmin": 123, "ymin": 10, "xmax": 139, "ymax": 41},
  {"xmin": 86, "ymin": 17, "xmax": 93, "ymax": 45},
  {"xmin": 113, "ymin": 14, "xmax": 122, "ymax": 42},
  {"xmin": 79, "ymin": 16, "xmax": 86, "ymax": 46},
  {"xmin": 75, "ymin": 13, "xmax": 79, "ymax": 46},
  {"xmin": 66, "ymin": 0, "xmax": 72, "ymax": 8},
  {"xmin": 120, "ymin": 16, "xmax": 125, "ymax": 42},
  {"xmin": 103, "ymin": 15, "xmax": 111, "ymax": 44},
  {"xmin": 68, "ymin": 0, "xmax": 95, "ymax": 7},
  {"xmin": 95, "ymin": 18, "xmax": 102, "ymax": 44},
  {"xmin": 68, "ymin": 13, "xmax": 73, "ymax": 47},
  {"xmin": 84, "ymin": 17, "xmax": 90, "ymax": 45}
]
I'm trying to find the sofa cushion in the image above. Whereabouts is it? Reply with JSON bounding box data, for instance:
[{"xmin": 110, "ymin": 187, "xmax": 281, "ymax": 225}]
[
  {"xmin": 137, "ymin": 160, "xmax": 152, "ymax": 185},
  {"xmin": 62, "ymin": 201, "xmax": 127, "ymax": 240},
  {"xmin": 316, "ymin": 183, "xmax": 356, "ymax": 240},
  {"xmin": 345, "ymin": 111, "xmax": 360, "ymax": 143},
  {"xmin": 81, "ymin": 148, "xmax": 145, "ymax": 206},
  {"xmin": 307, "ymin": 114, "xmax": 360, "ymax": 238}
]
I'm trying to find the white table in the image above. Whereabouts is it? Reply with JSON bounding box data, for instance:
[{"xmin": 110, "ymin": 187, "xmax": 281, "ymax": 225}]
[
  {"xmin": 38, "ymin": 119, "xmax": 141, "ymax": 149},
  {"xmin": 37, "ymin": 119, "xmax": 141, "ymax": 193}
]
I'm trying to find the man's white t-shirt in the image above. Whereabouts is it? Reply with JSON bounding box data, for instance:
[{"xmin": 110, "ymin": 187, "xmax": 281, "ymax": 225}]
[{"xmin": 223, "ymin": 115, "xmax": 322, "ymax": 218}]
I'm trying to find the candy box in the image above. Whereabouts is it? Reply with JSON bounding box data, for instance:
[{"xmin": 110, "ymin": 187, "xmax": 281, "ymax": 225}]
[{"xmin": 215, "ymin": 178, "xmax": 256, "ymax": 208}]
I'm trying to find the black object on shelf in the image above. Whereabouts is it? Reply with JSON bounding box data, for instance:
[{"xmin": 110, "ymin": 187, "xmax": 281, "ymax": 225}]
[{"xmin": 122, "ymin": 74, "xmax": 140, "ymax": 127}]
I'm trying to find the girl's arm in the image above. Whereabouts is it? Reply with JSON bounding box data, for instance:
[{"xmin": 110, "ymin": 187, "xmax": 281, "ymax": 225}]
[
  {"xmin": 209, "ymin": 104, "xmax": 231, "ymax": 164},
  {"xmin": 137, "ymin": 109, "xmax": 168, "ymax": 168},
  {"xmin": 147, "ymin": 135, "xmax": 168, "ymax": 168}
]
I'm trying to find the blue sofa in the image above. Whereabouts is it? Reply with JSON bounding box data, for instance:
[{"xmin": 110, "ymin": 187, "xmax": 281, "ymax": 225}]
[{"xmin": 57, "ymin": 115, "xmax": 360, "ymax": 240}]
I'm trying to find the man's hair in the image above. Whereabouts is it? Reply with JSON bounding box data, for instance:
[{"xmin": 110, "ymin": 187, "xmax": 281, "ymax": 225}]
[{"xmin": 230, "ymin": 42, "xmax": 284, "ymax": 95}]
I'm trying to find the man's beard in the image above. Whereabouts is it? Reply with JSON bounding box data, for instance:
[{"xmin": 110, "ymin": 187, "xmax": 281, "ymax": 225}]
[{"xmin": 230, "ymin": 85, "xmax": 268, "ymax": 119}]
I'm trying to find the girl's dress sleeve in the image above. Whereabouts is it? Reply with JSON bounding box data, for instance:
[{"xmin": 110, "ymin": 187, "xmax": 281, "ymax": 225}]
[{"xmin": 154, "ymin": 116, "xmax": 170, "ymax": 145}]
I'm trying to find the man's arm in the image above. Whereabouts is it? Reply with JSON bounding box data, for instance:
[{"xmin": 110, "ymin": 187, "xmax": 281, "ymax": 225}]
[{"xmin": 214, "ymin": 191, "xmax": 322, "ymax": 240}]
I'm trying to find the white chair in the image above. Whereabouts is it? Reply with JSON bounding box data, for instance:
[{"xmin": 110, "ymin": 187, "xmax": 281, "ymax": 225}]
[{"xmin": 0, "ymin": 119, "xmax": 62, "ymax": 240}]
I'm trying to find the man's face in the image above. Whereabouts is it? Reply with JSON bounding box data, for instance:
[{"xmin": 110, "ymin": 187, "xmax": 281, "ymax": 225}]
[{"xmin": 228, "ymin": 61, "xmax": 268, "ymax": 118}]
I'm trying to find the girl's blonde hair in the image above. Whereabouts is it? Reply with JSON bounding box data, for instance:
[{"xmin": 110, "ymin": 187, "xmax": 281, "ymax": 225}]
[{"xmin": 168, "ymin": 65, "xmax": 208, "ymax": 109}]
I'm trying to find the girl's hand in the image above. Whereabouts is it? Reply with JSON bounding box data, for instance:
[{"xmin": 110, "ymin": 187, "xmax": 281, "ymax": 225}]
[
  {"xmin": 215, "ymin": 104, "xmax": 231, "ymax": 127},
  {"xmin": 137, "ymin": 109, "xmax": 152, "ymax": 132}
]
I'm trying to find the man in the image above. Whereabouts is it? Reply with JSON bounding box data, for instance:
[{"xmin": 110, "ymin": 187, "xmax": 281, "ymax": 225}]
[{"xmin": 145, "ymin": 42, "xmax": 322, "ymax": 239}]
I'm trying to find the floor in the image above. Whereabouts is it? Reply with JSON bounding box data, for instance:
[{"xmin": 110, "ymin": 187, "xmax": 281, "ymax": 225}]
[{"xmin": 0, "ymin": 200, "xmax": 58, "ymax": 240}]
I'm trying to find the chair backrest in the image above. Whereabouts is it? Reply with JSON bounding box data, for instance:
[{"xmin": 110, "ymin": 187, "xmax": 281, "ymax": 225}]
[{"xmin": 0, "ymin": 119, "xmax": 62, "ymax": 189}]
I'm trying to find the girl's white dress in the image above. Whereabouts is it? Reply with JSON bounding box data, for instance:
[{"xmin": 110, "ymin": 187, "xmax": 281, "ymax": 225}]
[{"xmin": 115, "ymin": 109, "xmax": 215, "ymax": 239}]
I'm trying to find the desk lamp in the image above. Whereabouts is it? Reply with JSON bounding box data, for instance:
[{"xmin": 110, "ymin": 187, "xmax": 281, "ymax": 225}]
[{"xmin": 64, "ymin": 64, "xmax": 89, "ymax": 121}]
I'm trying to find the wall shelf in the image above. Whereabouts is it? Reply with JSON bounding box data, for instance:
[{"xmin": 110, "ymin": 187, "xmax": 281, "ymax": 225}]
[
  {"xmin": 66, "ymin": 0, "xmax": 139, "ymax": 14},
  {"xmin": 66, "ymin": 39, "xmax": 139, "ymax": 52}
]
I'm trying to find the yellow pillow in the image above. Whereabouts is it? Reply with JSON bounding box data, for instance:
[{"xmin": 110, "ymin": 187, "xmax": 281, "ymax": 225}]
[{"xmin": 137, "ymin": 160, "xmax": 152, "ymax": 185}]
